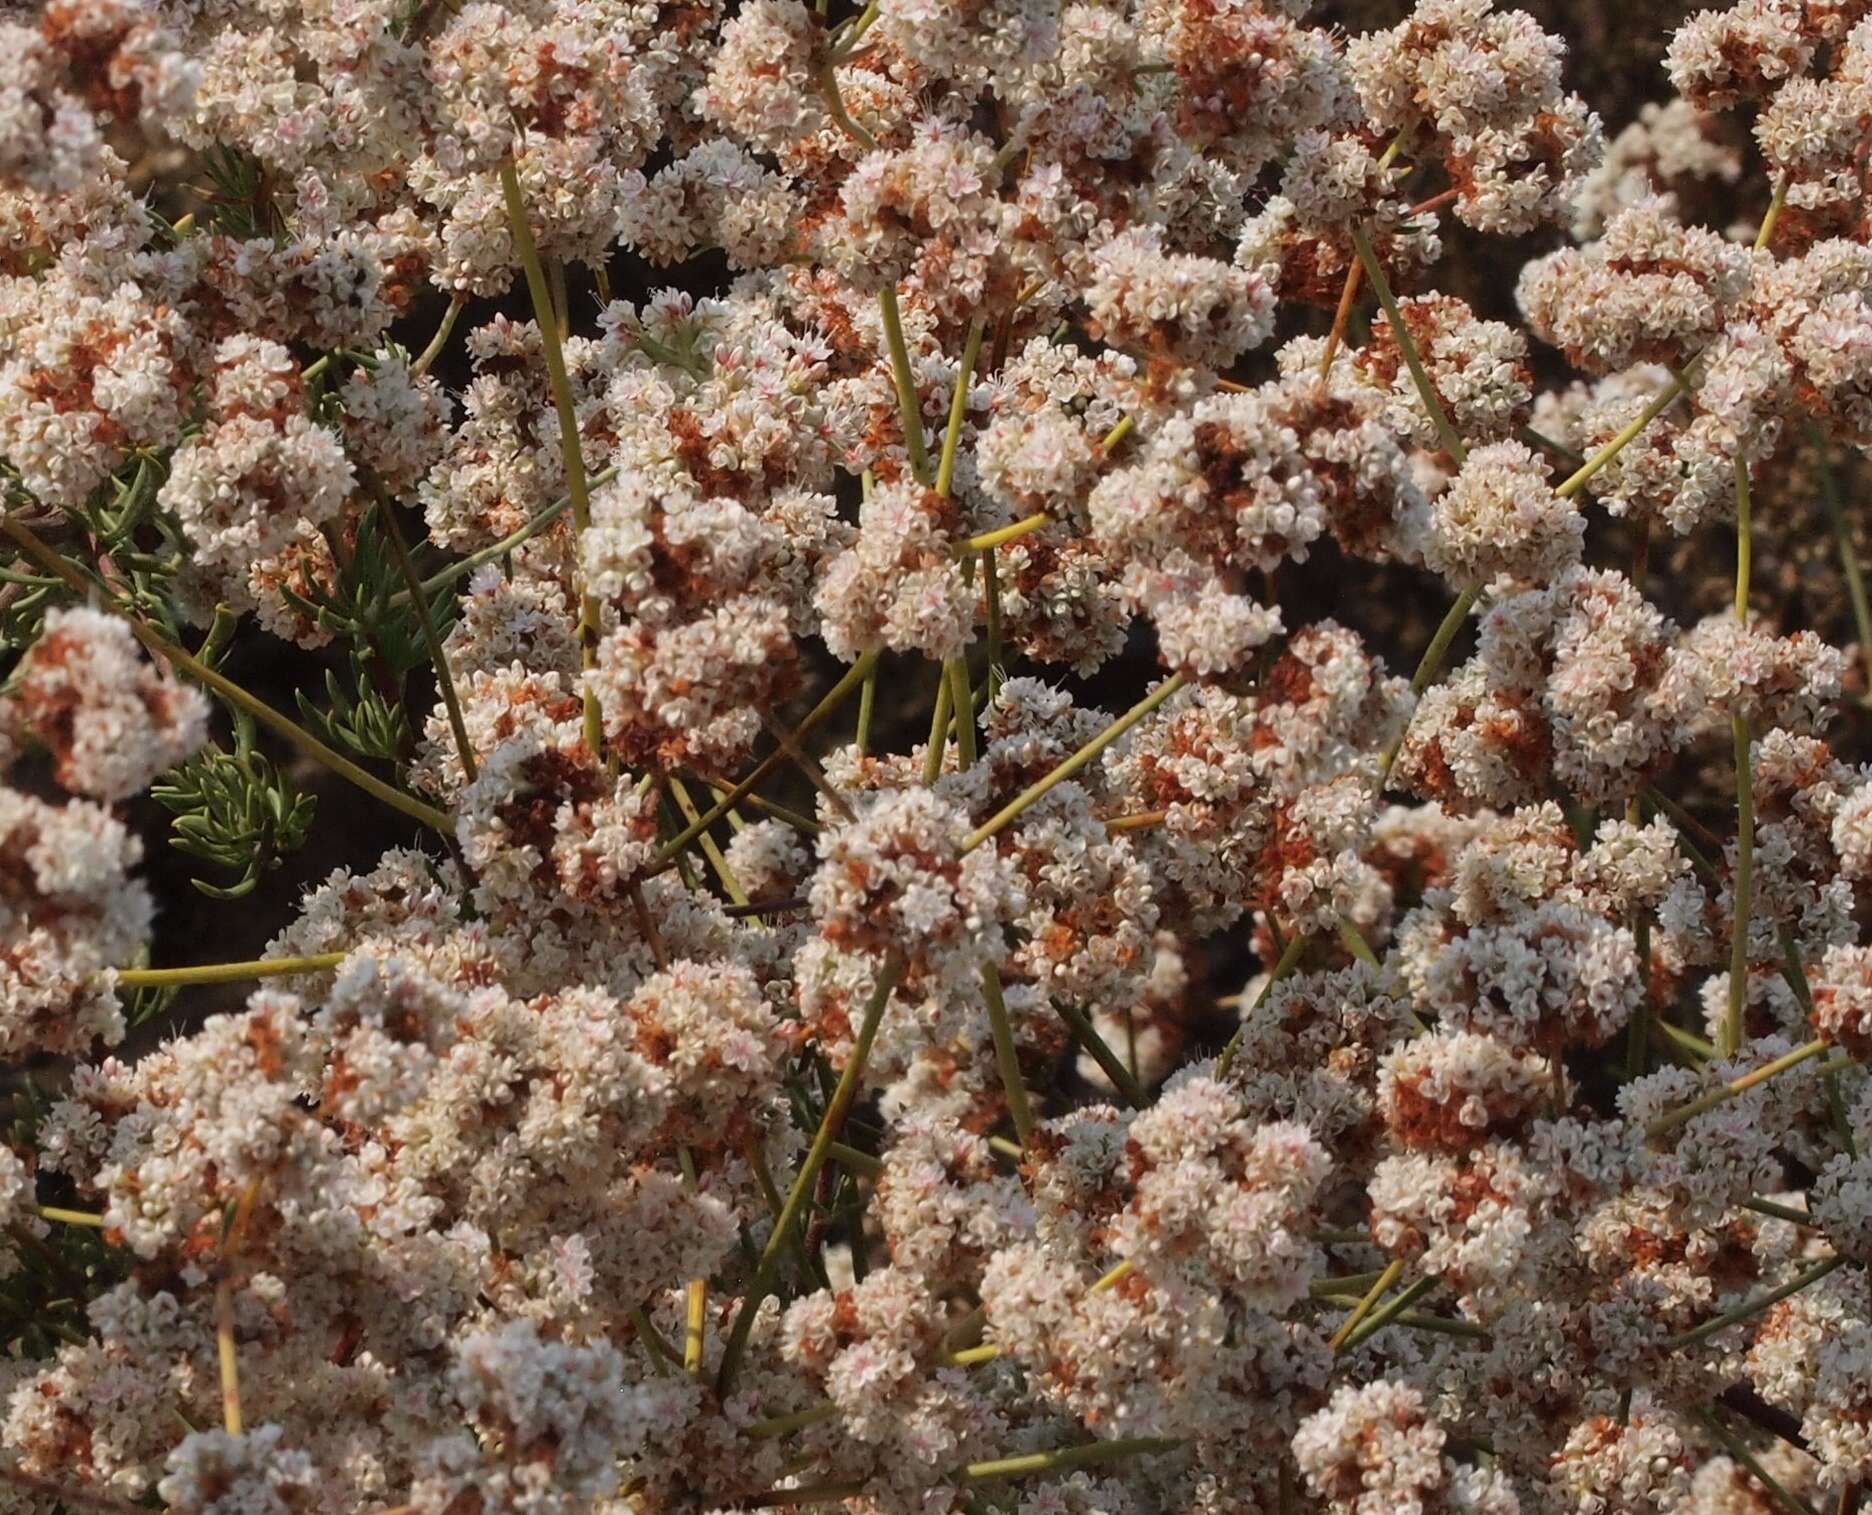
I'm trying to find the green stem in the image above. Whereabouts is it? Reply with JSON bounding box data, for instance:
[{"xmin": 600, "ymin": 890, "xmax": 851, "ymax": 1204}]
[
  {"xmin": 408, "ymin": 466, "xmax": 621, "ymax": 603},
  {"xmin": 116, "ymin": 952, "xmax": 347, "ymax": 989},
  {"xmin": 1329, "ymin": 1256, "xmax": 1403, "ymax": 1352},
  {"xmin": 716, "ymin": 955, "xmax": 904, "ymax": 1396},
  {"xmin": 1744, "ymin": 1197, "xmax": 1815, "ymax": 1227},
  {"xmin": 961, "ymin": 1438, "xmax": 1182, "ymax": 1485},
  {"xmin": 1349, "ymin": 224, "xmax": 1465, "ymax": 464},
  {"xmin": 981, "ymin": 961, "xmax": 1036, "ymax": 1146},
  {"xmin": 1378, "ymin": 585, "xmax": 1482, "ymax": 782},
  {"xmin": 1813, "ymin": 427, "xmax": 1872, "ymax": 696},
  {"xmin": 879, "ymin": 285, "xmax": 933, "ymax": 487},
  {"xmin": 749, "ymin": 1403, "xmax": 840, "ymax": 1440},
  {"xmin": 33, "ymin": 1205, "xmax": 104, "ymax": 1227},
  {"xmin": 1756, "ymin": 177, "xmax": 1790, "ymax": 252},
  {"xmin": 373, "ymin": 484, "xmax": 477, "ymax": 784},
  {"xmin": 817, "ymin": 60, "xmax": 876, "ymax": 149},
  {"xmin": 668, "ymin": 775, "xmax": 748, "ymax": 904},
  {"xmin": 1669, "ymin": 1255, "xmax": 1843, "ymax": 1350},
  {"xmin": 825, "ymin": 1140, "xmax": 883, "ymax": 1179},
  {"xmin": 923, "ymin": 659, "xmax": 954, "ymax": 785},
  {"xmin": 1342, "ymin": 1274, "xmax": 1439, "ymax": 1352},
  {"xmin": 499, "ymin": 158, "xmax": 604, "ymax": 759},
  {"xmin": 982, "ymin": 547, "xmax": 1004, "ymax": 703},
  {"xmin": 856, "ymin": 660, "xmax": 877, "ymax": 755},
  {"xmin": 1215, "ymin": 931, "xmax": 1308, "ymax": 1079},
  {"xmin": 412, "ymin": 294, "xmax": 466, "ymax": 378},
  {"xmin": 963, "ymin": 672, "xmax": 1188, "ymax": 853},
  {"xmin": 938, "ymin": 317, "xmax": 985, "ymax": 500},
  {"xmin": 652, "ymin": 652, "xmax": 879, "ymax": 870},
  {"xmin": 946, "ymin": 657, "xmax": 977, "ymax": 769},
  {"xmin": 1555, "ymin": 373, "xmax": 1688, "ymax": 499},
  {"xmin": 1056, "ymin": 998, "xmax": 1147, "ymax": 1108},
  {"xmin": 1694, "ymin": 1407, "xmax": 1816, "ymax": 1515},
  {"xmin": 1646, "ymin": 1039, "xmax": 1835, "ymax": 1139}
]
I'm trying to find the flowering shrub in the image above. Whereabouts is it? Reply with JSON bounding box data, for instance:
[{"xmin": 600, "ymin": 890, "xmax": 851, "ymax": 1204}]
[{"xmin": 6, "ymin": 0, "xmax": 1872, "ymax": 1509}]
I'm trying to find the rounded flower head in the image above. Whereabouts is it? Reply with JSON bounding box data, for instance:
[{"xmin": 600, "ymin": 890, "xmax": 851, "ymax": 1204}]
[
  {"xmin": 1410, "ymin": 439, "xmax": 1584, "ymax": 588},
  {"xmin": 6, "ymin": 606, "xmax": 209, "ymax": 801},
  {"xmin": 810, "ymin": 787, "xmax": 1024, "ymax": 982}
]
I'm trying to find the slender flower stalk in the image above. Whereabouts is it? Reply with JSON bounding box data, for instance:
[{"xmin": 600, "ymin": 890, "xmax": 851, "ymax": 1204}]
[
  {"xmin": 1669, "ymin": 1255, "xmax": 1843, "ymax": 1350},
  {"xmin": 1, "ymin": 515, "xmax": 454, "ymax": 834},
  {"xmin": 684, "ymin": 1279, "xmax": 707, "ymax": 1376},
  {"xmin": 1350, "ymin": 224, "xmax": 1466, "ymax": 464},
  {"xmin": 965, "ymin": 513, "xmax": 1049, "ymax": 554},
  {"xmin": 1554, "ymin": 371, "xmax": 1689, "ymax": 499},
  {"xmin": 937, "ymin": 317, "xmax": 985, "ymax": 499},
  {"xmin": 372, "ymin": 483, "xmax": 476, "ymax": 783},
  {"xmin": 654, "ymin": 651, "xmax": 880, "ymax": 868},
  {"xmin": 749, "ymin": 1404, "xmax": 840, "ymax": 1440},
  {"xmin": 411, "ymin": 294, "xmax": 466, "ymax": 377},
  {"xmin": 499, "ymin": 158, "xmax": 604, "ymax": 758},
  {"xmin": 115, "ymin": 952, "xmax": 347, "ymax": 989},
  {"xmin": 1341, "ymin": 1274, "xmax": 1438, "ymax": 1353},
  {"xmin": 818, "ymin": 60, "xmax": 876, "ymax": 149},
  {"xmin": 406, "ymin": 464, "xmax": 622, "ymax": 603},
  {"xmin": 980, "ymin": 961, "xmax": 1037, "ymax": 1146},
  {"xmin": 1378, "ymin": 584, "xmax": 1482, "ymax": 782},
  {"xmin": 1694, "ymin": 1407, "xmax": 1815, "ymax": 1515},
  {"xmin": 963, "ymin": 673, "xmax": 1189, "ymax": 853},
  {"xmin": 667, "ymin": 775, "xmax": 749, "ymax": 904},
  {"xmin": 879, "ymin": 285, "xmax": 933, "ymax": 486},
  {"xmin": 960, "ymin": 1438, "xmax": 1182, "ymax": 1484},
  {"xmin": 1317, "ymin": 259, "xmax": 1364, "ymax": 380},
  {"xmin": 33, "ymin": 1205, "xmax": 105, "ymax": 1228},
  {"xmin": 716, "ymin": 956, "xmax": 905, "ymax": 1395},
  {"xmin": 1329, "ymin": 1256, "xmax": 1404, "ymax": 1352},
  {"xmin": 1215, "ymin": 931, "xmax": 1308, "ymax": 1078},
  {"xmin": 1813, "ymin": 427, "xmax": 1872, "ymax": 696},
  {"xmin": 825, "ymin": 1140, "xmax": 883, "ymax": 1179},
  {"xmin": 1055, "ymin": 998, "xmax": 1147, "ymax": 1108},
  {"xmin": 1645, "ymin": 1039, "xmax": 1837, "ymax": 1139},
  {"xmin": 1725, "ymin": 457, "xmax": 1755, "ymax": 1060}
]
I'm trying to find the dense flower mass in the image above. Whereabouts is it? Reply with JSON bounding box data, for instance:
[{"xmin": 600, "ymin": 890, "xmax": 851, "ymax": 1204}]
[{"xmin": 6, "ymin": 0, "xmax": 1872, "ymax": 1510}]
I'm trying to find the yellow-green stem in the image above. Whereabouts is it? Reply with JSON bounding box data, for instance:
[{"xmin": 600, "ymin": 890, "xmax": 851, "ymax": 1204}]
[
  {"xmin": 961, "ymin": 1438, "xmax": 1182, "ymax": 1485},
  {"xmin": 1814, "ymin": 427, "xmax": 1872, "ymax": 695},
  {"xmin": 946, "ymin": 657, "xmax": 977, "ymax": 769},
  {"xmin": 963, "ymin": 672, "xmax": 1188, "ymax": 853},
  {"xmin": 716, "ymin": 956, "xmax": 904, "ymax": 1395},
  {"xmin": 880, "ymin": 285, "xmax": 933, "ymax": 486},
  {"xmin": 923, "ymin": 660, "xmax": 955, "ymax": 784},
  {"xmin": 1349, "ymin": 224, "xmax": 1466, "ymax": 464},
  {"xmin": 1555, "ymin": 373, "xmax": 1689, "ymax": 499},
  {"xmin": 668, "ymin": 774, "xmax": 748, "ymax": 904},
  {"xmin": 116, "ymin": 952, "xmax": 347, "ymax": 989},
  {"xmin": 1725, "ymin": 712, "xmax": 1755, "ymax": 1060},
  {"xmin": 1646, "ymin": 1038, "xmax": 1835, "ymax": 1139},
  {"xmin": 1215, "ymin": 930, "xmax": 1308, "ymax": 1079},
  {"xmin": 499, "ymin": 158, "xmax": 604, "ymax": 759},
  {"xmin": 373, "ymin": 483, "xmax": 477, "ymax": 783},
  {"xmin": 1056, "ymin": 998, "xmax": 1147, "ymax": 1108},
  {"xmin": 1329, "ymin": 1256, "xmax": 1404, "ymax": 1352},
  {"xmin": 981, "ymin": 961, "xmax": 1036, "ymax": 1146},
  {"xmin": 1669, "ymin": 1255, "xmax": 1842, "ymax": 1350},
  {"xmin": 938, "ymin": 318, "xmax": 985, "ymax": 499},
  {"xmin": 966, "ymin": 512, "xmax": 1049, "ymax": 554},
  {"xmin": 653, "ymin": 651, "xmax": 879, "ymax": 868},
  {"xmin": 1378, "ymin": 584, "xmax": 1481, "ymax": 783}
]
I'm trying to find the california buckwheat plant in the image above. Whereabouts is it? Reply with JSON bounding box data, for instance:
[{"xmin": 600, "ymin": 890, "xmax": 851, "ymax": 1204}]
[{"xmin": 7, "ymin": 0, "xmax": 1872, "ymax": 1509}]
